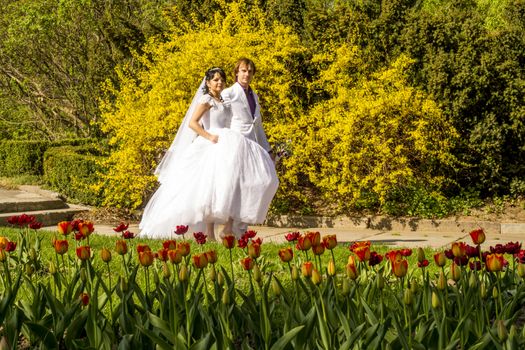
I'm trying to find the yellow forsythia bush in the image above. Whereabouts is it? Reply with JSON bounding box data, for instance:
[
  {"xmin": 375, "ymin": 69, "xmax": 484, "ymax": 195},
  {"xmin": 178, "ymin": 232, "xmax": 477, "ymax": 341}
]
[
  {"xmin": 279, "ymin": 45, "xmax": 459, "ymax": 212},
  {"xmin": 98, "ymin": 0, "xmax": 305, "ymax": 208}
]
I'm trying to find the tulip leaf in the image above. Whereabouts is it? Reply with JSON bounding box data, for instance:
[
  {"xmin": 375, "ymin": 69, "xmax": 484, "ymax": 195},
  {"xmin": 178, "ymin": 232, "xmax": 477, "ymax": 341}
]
[
  {"xmin": 339, "ymin": 322, "xmax": 366, "ymax": 350},
  {"xmin": 269, "ymin": 325, "xmax": 304, "ymax": 350},
  {"xmin": 189, "ymin": 333, "xmax": 211, "ymax": 350},
  {"xmin": 360, "ymin": 297, "xmax": 379, "ymax": 325},
  {"xmin": 315, "ymin": 298, "xmax": 332, "ymax": 350},
  {"xmin": 391, "ymin": 312, "xmax": 410, "ymax": 350},
  {"xmin": 24, "ymin": 321, "xmax": 58, "ymax": 349},
  {"xmin": 138, "ymin": 326, "xmax": 178, "ymax": 350}
]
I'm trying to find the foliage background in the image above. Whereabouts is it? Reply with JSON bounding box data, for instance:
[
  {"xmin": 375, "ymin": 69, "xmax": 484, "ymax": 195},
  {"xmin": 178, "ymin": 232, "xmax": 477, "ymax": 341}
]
[{"xmin": 1, "ymin": 0, "xmax": 524, "ymax": 217}]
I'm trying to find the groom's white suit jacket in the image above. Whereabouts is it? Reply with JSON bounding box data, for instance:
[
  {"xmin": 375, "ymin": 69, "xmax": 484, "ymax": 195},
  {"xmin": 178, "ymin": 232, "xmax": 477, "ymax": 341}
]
[{"xmin": 222, "ymin": 82, "xmax": 271, "ymax": 152}]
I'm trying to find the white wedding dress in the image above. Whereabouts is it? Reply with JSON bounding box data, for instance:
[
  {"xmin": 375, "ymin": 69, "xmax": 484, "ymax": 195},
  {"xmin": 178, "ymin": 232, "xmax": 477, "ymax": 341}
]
[{"xmin": 139, "ymin": 94, "xmax": 278, "ymax": 238}]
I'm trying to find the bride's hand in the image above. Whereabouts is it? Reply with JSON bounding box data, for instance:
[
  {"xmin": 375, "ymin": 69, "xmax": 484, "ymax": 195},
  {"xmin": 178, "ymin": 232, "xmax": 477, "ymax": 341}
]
[{"xmin": 209, "ymin": 134, "xmax": 219, "ymax": 143}]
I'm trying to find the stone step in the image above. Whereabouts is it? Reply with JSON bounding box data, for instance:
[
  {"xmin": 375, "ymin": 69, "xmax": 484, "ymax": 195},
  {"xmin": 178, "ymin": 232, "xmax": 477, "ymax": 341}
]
[
  {"xmin": 0, "ymin": 205, "xmax": 89, "ymax": 227},
  {"xmin": 0, "ymin": 186, "xmax": 68, "ymax": 213}
]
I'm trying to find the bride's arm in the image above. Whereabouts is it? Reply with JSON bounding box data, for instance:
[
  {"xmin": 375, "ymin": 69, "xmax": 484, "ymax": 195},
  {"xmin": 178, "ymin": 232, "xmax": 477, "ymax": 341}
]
[{"xmin": 189, "ymin": 103, "xmax": 219, "ymax": 143}]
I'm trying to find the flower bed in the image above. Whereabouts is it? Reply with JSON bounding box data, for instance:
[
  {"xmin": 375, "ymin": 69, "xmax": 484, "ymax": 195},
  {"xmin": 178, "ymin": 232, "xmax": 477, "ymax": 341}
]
[{"xmin": 0, "ymin": 215, "xmax": 524, "ymax": 349}]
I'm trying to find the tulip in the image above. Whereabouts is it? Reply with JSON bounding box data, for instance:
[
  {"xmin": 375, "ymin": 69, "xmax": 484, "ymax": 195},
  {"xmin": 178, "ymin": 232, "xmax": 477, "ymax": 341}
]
[
  {"xmin": 377, "ymin": 272, "xmax": 385, "ymax": 289},
  {"xmin": 253, "ymin": 264, "xmax": 262, "ymax": 283},
  {"xmin": 285, "ymin": 231, "xmax": 300, "ymax": 242},
  {"xmin": 517, "ymin": 263, "xmax": 525, "ymax": 278},
  {"xmin": 431, "ymin": 292, "xmax": 441, "ymax": 308},
  {"xmin": 168, "ymin": 249, "xmax": 183, "ymax": 264},
  {"xmin": 122, "ymin": 231, "xmax": 135, "ymax": 239},
  {"xmin": 486, "ymin": 253, "xmax": 504, "ymax": 272},
  {"xmin": 271, "ymin": 276, "xmax": 281, "ymax": 295},
  {"xmin": 163, "ymin": 240, "xmax": 177, "ymax": 250},
  {"xmin": 437, "ymin": 270, "xmax": 447, "ymax": 290},
  {"xmin": 222, "ymin": 234, "xmax": 236, "ymax": 249},
  {"xmin": 0, "ymin": 237, "xmax": 8, "ymax": 249},
  {"xmin": 192, "ymin": 253, "xmax": 208, "ymax": 269},
  {"xmin": 217, "ymin": 271, "xmax": 225, "ymax": 286},
  {"xmin": 307, "ymin": 231, "xmax": 321, "ymax": 247},
  {"xmin": 115, "ymin": 240, "xmax": 128, "ymax": 255},
  {"xmin": 385, "ymin": 250, "xmax": 402, "ymax": 264},
  {"xmin": 346, "ymin": 261, "xmax": 359, "ymax": 280},
  {"xmin": 311, "ymin": 243, "xmax": 325, "ymax": 256},
  {"xmin": 57, "ymin": 221, "xmax": 73, "ymax": 235},
  {"xmin": 177, "ymin": 241, "xmax": 191, "ymax": 257},
  {"xmin": 392, "ymin": 259, "xmax": 408, "ymax": 278},
  {"xmin": 434, "ymin": 252, "xmax": 447, "ymax": 267},
  {"xmin": 120, "ymin": 277, "xmax": 129, "ymax": 292},
  {"xmin": 417, "ymin": 247, "xmax": 426, "ymax": 263},
  {"xmin": 175, "ymin": 225, "xmax": 189, "ymax": 235},
  {"xmin": 77, "ymin": 221, "xmax": 94, "ymax": 237},
  {"xmin": 79, "ymin": 292, "xmax": 89, "ymax": 306},
  {"xmin": 400, "ymin": 249, "xmax": 412, "ymax": 257},
  {"xmin": 139, "ymin": 251, "xmax": 154, "ymax": 267},
  {"xmin": 113, "ymin": 222, "xmax": 129, "ymax": 232},
  {"xmin": 162, "ymin": 263, "xmax": 171, "ymax": 279},
  {"xmin": 342, "ymin": 278, "xmax": 351, "ymax": 296},
  {"xmin": 451, "ymin": 262, "xmax": 461, "ymax": 281},
  {"xmin": 469, "ymin": 228, "xmax": 485, "ymax": 245},
  {"xmin": 5, "ymin": 241, "xmax": 16, "ymax": 252},
  {"xmin": 311, "ymin": 269, "xmax": 322, "ymax": 285},
  {"xmin": 222, "ymin": 289, "xmax": 230, "ymax": 304},
  {"xmin": 193, "ymin": 232, "xmax": 207, "ymax": 244},
  {"xmin": 248, "ymin": 242, "xmax": 261, "ymax": 259},
  {"xmin": 100, "ymin": 248, "xmax": 112, "ymax": 263},
  {"xmin": 156, "ymin": 248, "xmax": 169, "ymax": 262},
  {"xmin": 240, "ymin": 257, "xmax": 254, "ymax": 271},
  {"xmin": 0, "ymin": 249, "xmax": 5, "ymax": 263},
  {"xmin": 205, "ymin": 250, "xmax": 218, "ymax": 264},
  {"xmin": 291, "ymin": 265, "xmax": 300, "ymax": 280},
  {"xmin": 80, "ymin": 267, "xmax": 87, "ymax": 282},
  {"xmin": 497, "ymin": 320, "xmax": 508, "ymax": 342},
  {"xmin": 76, "ymin": 246, "xmax": 91, "ymax": 261},
  {"xmin": 136, "ymin": 244, "xmax": 151, "ymax": 254},
  {"xmin": 451, "ymin": 242, "xmax": 467, "ymax": 258},
  {"xmin": 302, "ymin": 261, "xmax": 313, "ymax": 277},
  {"xmin": 296, "ymin": 235, "xmax": 312, "ymax": 251},
  {"xmin": 327, "ymin": 259, "xmax": 336, "ymax": 276},
  {"xmin": 322, "ymin": 234, "xmax": 337, "ymax": 250},
  {"xmin": 179, "ymin": 264, "xmax": 188, "ymax": 281},
  {"xmin": 403, "ymin": 288, "xmax": 413, "ymax": 305},
  {"xmin": 53, "ymin": 239, "xmax": 69, "ymax": 255},
  {"xmin": 49, "ymin": 261, "xmax": 57, "ymax": 275},
  {"xmin": 278, "ymin": 247, "xmax": 293, "ymax": 262},
  {"xmin": 353, "ymin": 245, "xmax": 370, "ymax": 262},
  {"xmin": 480, "ymin": 282, "xmax": 488, "ymax": 299},
  {"xmin": 468, "ymin": 272, "xmax": 477, "ymax": 289}
]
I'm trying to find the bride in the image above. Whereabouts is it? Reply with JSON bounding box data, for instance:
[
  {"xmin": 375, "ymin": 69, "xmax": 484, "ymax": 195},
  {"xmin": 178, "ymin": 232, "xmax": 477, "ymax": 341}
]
[{"xmin": 139, "ymin": 67, "xmax": 278, "ymax": 240}]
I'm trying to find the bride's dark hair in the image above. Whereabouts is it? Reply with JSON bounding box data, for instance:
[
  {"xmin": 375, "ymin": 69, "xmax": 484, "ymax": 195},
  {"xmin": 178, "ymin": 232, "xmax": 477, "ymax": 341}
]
[{"xmin": 202, "ymin": 67, "xmax": 227, "ymax": 94}]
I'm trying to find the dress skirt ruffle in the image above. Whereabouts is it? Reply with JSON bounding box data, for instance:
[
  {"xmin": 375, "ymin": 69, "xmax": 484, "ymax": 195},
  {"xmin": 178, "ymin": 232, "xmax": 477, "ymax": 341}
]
[{"xmin": 139, "ymin": 128, "xmax": 278, "ymax": 239}]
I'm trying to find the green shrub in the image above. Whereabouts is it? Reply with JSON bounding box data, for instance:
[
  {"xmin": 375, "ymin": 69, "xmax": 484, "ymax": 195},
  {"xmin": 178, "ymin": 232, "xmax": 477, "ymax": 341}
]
[
  {"xmin": 43, "ymin": 144, "xmax": 106, "ymax": 206},
  {"xmin": 0, "ymin": 139, "xmax": 95, "ymax": 177}
]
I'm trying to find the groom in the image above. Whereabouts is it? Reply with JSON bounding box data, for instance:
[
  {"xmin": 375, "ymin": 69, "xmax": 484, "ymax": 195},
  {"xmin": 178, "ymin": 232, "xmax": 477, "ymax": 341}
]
[{"xmin": 222, "ymin": 58, "xmax": 275, "ymax": 237}]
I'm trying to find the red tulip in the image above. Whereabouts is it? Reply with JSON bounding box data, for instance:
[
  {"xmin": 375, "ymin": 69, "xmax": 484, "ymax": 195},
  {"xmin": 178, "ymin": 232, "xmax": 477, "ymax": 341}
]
[
  {"xmin": 278, "ymin": 247, "xmax": 293, "ymax": 262},
  {"xmin": 122, "ymin": 231, "xmax": 135, "ymax": 239},
  {"xmin": 296, "ymin": 235, "xmax": 312, "ymax": 251},
  {"xmin": 451, "ymin": 242, "xmax": 467, "ymax": 258},
  {"xmin": 469, "ymin": 228, "xmax": 485, "ymax": 245},
  {"xmin": 53, "ymin": 239, "xmax": 69, "ymax": 255},
  {"xmin": 369, "ymin": 251, "xmax": 383, "ymax": 266},
  {"xmin": 312, "ymin": 242, "xmax": 326, "ymax": 256},
  {"xmin": 301, "ymin": 261, "xmax": 314, "ymax": 277},
  {"xmin": 175, "ymin": 225, "xmax": 189, "ymax": 235},
  {"xmin": 240, "ymin": 257, "xmax": 254, "ymax": 271},
  {"xmin": 222, "ymin": 234, "xmax": 236, "ymax": 249},
  {"xmin": 346, "ymin": 260, "xmax": 359, "ymax": 280},
  {"xmin": 193, "ymin": 232, "xmax": 207, "ymax": 245},
  {"xmin": 5, "ymin": 241, "xmax": 16, "ymax": 252},
  {"xmin": 156, "ymin": 248, "xmax": 169, "ymax": 262},
  {"xmin": 248, "ymin": 242, "xmax": 261, "ymax": 259},
  {"xmin": 113, "ymin": 222, "xmax": 129, "ymax": 232},
  {"xmin": 434, "ymin": 252, "xmax": 447, "ymax": 267},
  {"xmin": 306, "ymin": 231, "xmax": 321, "ymax": 247},
  {"xmin": 76, "ymin": 246, "xmax": 91, "ymax": 261},
  {"xmin": 136, "ymin": 244, "xmax": 151, "ymax": 254},
  {"xmin": 163, "ymin": 240, "xmax": 177, "ymax": 250},
  {"xmin": 79, "ymin": 292, "xmax": 89, "ymax": 306},
  {"xmin": 29, "ymin": 221, "xmax": 43, "ymax": 230},
  {"xmin": 418, "ymin": 259, "xmax": 429, "ymax": 268},
  {"xmin": 285, "ymin": 231, "xmax": 300, "ymax": 242}
]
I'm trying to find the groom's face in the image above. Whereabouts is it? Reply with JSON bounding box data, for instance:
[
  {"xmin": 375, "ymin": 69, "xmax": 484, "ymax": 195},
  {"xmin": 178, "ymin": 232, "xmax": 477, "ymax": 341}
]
[{"xmin": 236, "ymin": 63, "xmax": 254, "ymax": 88}]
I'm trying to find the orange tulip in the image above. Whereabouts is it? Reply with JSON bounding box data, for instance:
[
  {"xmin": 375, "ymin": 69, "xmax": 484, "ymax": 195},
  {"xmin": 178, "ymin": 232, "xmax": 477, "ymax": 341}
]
[
  {"xmin": 100, "ymin": 248, "xmax": 112, "ymax": 263},
  {"xmin": 76, "ymin": 246, "xmax": 91, "ymax": 261},
  {"xmin": 312, "ymin": 243, "xmax": 325, "ymax": 256},
  {"xmin": 139, "ymin": 251, "xmax": 154, "ymax": 267},
  {"xmin": 486, "ymin": 253, "xmax": 504, "ymax": 272},
  {"xmin": 240, "ymin": 257, "xmax": 254, "ymax": 271},
  {"xmin": 296, "ymin": 235, "xmax": 312, "ymax": 251},
  {"xmin": 115, "ymin": 240, "xmax": 128, "ymax": 255},
  {"xmin": 302, "ymin": 261, "xmax": 313, "ymax": 277},
  {"xmin": 469, "ymin": 228, "xmax": 486, "ymax": 245},
  {"xmin": 346, "ymin": 261, "xmax": 359, "ymax": 280},
  {"xmin": 307, "ymin": 231, "xmax": 321, "ymax": 247},
  {"xmin": 385, "ymin": 250, "xmax": 402, "ymax": 264},
  {"xmin": 434, "ymin": 252, "xmax": 447, "ymax": 267},
  {"xmin": 0, "ymin": 236, "xmax": 8, "ymax": 249},
  {"xmin": 177, "ymin": 241, "xmax": 191, "ymax": 257},
  {"xmin": 248, "ymin": 242, "xmax": 261, "ymax": 259},
  {"xmin": 353, "ymin": 245, "xmax": 370, "ymax": 262},
  {"xmin": 451, "ymin": 242, "xmax": 467, "ymax": 258},
  {"xmin": 222, "ymin": 234, "xmax": 236, "ymax": 249},
  {"xmin": 192, "ymin": 253, "xmax": 208, "ymax": 269},
  {"xmin": 136, "ymin": 244, "xmax": 151, "ymax": 254},
  {"xmin": 392, "ymin": 259, "xmax": 408, "ymax": 278},
  {"xmin": 168, "ymin": 249, "xmax": 183, "ymax": 264},
  {"xmin": 322, "ymin": 235, "xmax": 337, "ymax": 250},
  {"xmin": 53, "ymin": 239, "xmax": 69, "ymax": 255},
  {"xmin": 278, "ymin": 247, "xmax": 293, "ymax": 262},
  {"xmin": 205, "ymin": 250, "xmax": 218, "ymax": 264},
  {"xmin": 77, "ymin": 221, "xmax": 94, "ymax": 237},
  {"xmin": 57, "ymin": 221, "xmax": 73, "ymax": 235}
]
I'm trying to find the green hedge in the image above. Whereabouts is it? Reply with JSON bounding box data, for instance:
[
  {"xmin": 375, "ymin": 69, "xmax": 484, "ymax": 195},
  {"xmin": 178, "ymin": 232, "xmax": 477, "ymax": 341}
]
[
  {"xmin": 0, "ymin": 139, "xmax": 94, "ymax": 177},
  {"xmin": 43, "ymin": 144, "xmax": 106, "ymax": 206}
]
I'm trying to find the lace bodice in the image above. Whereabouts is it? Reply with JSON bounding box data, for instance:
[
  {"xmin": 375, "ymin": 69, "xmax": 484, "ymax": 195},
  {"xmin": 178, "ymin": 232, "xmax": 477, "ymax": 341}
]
[{"xmin": 198, "ymin": 94, "xmax": 231, "ymax": 130}]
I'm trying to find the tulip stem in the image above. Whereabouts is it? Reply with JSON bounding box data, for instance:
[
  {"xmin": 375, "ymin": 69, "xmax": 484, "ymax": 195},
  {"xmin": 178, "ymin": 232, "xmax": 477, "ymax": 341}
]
[
  {"xmin": 107, "ymin": 262, "xmax": 113, "ymax": 324},
  {"xmin": 229, "ymin": 249, "xmax": 235, "ymax": 287}
]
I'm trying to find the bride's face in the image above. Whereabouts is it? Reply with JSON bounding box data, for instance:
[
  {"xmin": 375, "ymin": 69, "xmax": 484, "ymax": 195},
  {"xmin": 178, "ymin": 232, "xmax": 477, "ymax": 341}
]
[{"xmin": 207, "ymin": 73, "xmax": 225, "ymax": 95}]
